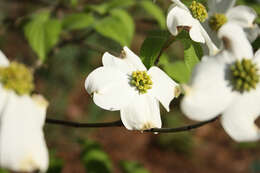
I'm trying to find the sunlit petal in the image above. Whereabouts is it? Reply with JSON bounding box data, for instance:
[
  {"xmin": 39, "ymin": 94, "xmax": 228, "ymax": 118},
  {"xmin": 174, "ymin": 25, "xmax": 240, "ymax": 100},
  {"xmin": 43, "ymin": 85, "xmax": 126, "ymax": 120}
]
[
  {"xmin": 85, "ymin": 67, "xmax": 134, "ymax": 111},
  {"xmin": 148, "ymin": 66, "xmax": 178, "ymax": 112},
  {"xmin": 0, "ymin": 93, "xmax": 49, "ymax": 172},
  {"xmin": 120, "ymin": 93, "xmax": 161, "ymax": 130},
  {"xmin": 122, "ymin": 46, "xmax": 147, "ymax": 71},
  {"xmin": 221, "ymin": 88, "xmax": 260, "ymax": 141},
  {"xmin": 181, "ymin": 52, "xmax": 236, "ymax": 121},
  {"xmin": 102, "ymin": 52, "xmax": 133, "ymax": 74},
  {"xmin": 226, "ymin": 5, "xmax": 257, "ymax": 28},
  {"xmin": 218, "ymin": 23, "xmax": 253, "ymax": 60}
]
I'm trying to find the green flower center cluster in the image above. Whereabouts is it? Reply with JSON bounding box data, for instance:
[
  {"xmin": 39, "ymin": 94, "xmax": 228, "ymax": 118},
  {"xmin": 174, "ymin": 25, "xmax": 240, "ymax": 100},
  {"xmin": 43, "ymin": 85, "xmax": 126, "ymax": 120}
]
[
  {"xmin": 0, "ymin": 62, "xmax": 34, "ymax": 95},
  {"xmin": 230, "ymin": 59, "xmax": 259, "ymax": 92},
  {"xmin": 209, "ymin": 13, "xmax": 227, "ymax": 31},
  {"xmin": 189, "ymin": 1, "xmax": 208, "ymax": 22},
  {"xmin": 130, "ymin": 70, "xmax": 152, "ymax": 94}
]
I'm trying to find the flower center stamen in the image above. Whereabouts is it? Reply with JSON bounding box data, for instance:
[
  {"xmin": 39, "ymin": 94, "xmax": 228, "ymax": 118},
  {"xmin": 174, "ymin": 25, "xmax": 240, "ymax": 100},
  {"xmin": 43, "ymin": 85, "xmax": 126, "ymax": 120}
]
[
  {"xmin": 230, "ymin": 59, "xmax": 259, "ymax": 92},
  {"xmin": 189, "ymin": 1, "xmax": 208, "ymax": 22},
  {"xmin": 209, "ymin": 13, "xmax": 227, "ymax": 31},
  {"xmin": 130, "ymin": 70, "xmax": 152, "ymax": 94},
  {"xmin": 0, "ymin": 62, "xmax": 34, "ymax": 95}
]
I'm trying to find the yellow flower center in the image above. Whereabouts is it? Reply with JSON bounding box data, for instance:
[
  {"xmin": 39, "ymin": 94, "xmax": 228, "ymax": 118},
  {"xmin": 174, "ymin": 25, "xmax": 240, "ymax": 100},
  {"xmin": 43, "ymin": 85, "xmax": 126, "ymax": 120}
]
[
  {"xmin": 189, "ymin": 1, "xmax": 208, "ymax": 22},
  {"xmin": 0, "ymin": 62, "xmax": 34, "ymax": 95},
  {"xmin": 130, "ymin": 70, "xmax": 152, "ymax": 94},
  {"xmin": 230, "ymin": 59, "xmax": 259, "ymax": 92},
  {"xmin": 209, "ymin": 13, "xmax": 227, "ymax": 31}
]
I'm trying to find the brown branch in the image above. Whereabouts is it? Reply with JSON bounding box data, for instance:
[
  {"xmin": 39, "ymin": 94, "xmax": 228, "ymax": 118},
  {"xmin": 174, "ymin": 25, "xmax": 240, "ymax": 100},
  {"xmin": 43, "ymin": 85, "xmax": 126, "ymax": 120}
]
[
  {"xmin": 154, "ymin": 36, "xmax": 175, "ymax": 66},
  {"xmin": 45, "ymin": 117, "xmax": 218, "ymax": 133}
]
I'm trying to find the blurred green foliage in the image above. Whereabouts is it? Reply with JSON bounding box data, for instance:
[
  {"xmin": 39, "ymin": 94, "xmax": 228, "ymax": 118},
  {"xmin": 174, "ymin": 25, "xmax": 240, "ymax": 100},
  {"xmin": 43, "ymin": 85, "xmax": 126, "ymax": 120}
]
[
  {"xmin": 155, "ymin": 112, "xmax": 194, "ymax": 155},
  {"xmin": 79, "ymin": 139, "xmax": 113, "ymax": 173},
  {"xmin": 24, "ymin": 11, "xmax": 62, "ymax": 62},
  {"xmin": 250, "ymin": 159, "xmax": 260, "ymax": 173},
  {"xmin": 0, "ymin": 168, "xmax": 8, "ymax": 173},
  {"xmin": 120, "ymin": 160, "xmax": 150, "ymax": 173},
  {"xmin": 47, "ymin": 150, "xmax": 64, "ymax": 173}
]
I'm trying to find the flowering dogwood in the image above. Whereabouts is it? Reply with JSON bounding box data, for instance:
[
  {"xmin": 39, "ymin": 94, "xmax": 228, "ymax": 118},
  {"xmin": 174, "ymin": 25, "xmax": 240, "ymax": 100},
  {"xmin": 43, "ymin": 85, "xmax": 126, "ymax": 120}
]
[
  {"xmin": 204, "ymin": 0, "xmax": 259, "ymax": 46},
  {"xmin": 0, "ymin": 51, "xmax": 49, "ymax": 172},
  {"xmin": 167, "ymin": 0, "xmax": 219, "ymax": 55},
  {"xmin": 85, "ymin": 47, "xmax": 179, "ymax": 130},
  {"xmin": 181, "ymin": 23, "xmax": 260, "ymax": 142}
]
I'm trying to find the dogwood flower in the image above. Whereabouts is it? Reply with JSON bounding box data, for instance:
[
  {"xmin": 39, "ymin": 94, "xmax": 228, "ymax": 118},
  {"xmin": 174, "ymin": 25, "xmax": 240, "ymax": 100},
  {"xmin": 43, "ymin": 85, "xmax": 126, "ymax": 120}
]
[
  {"xmin": 85, "ymin": 47, "xmax": 179, "ymax": 130},
  {"xmin": 167, "ymin": 0, "xmax": 219, "ymax": 55},
  {"xmin": 0, "ymin": 51, "xmax": 49, "ymax": 172},
  {"xmin": 181, "ymin": 23, "xmax": 260, "ymax": 142},
  {"xmin": 204, "ymin": 0, "xmax": 259, "ymax": 46}
]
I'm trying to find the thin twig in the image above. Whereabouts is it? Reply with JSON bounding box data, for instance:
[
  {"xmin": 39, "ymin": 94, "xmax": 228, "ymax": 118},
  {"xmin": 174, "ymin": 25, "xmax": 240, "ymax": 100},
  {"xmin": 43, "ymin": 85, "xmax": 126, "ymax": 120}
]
[
  {"xmin": 144, "ymin": 117, "xmax": 218, "ymax": 133},
  {"xmin": 154, "ymin": 36, "xmax": 175, "ymax": 66},
  {"xmin": 45, "ymin": 117, "xmax": 218, "ymax": 133},
  {"xmin": 45, "ymin": 118, "xmax": 123, "ymax": 128}
]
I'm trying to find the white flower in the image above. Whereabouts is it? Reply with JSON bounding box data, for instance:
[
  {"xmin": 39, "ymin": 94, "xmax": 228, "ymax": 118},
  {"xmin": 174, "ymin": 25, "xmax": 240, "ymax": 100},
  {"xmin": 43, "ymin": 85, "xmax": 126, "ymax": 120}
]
[
  {"xmin": 181, "ymin": 23, "xmax": 260, "ymax": 142},
  {"xmin": 205, "ymin": 0, "xmax": 259, "ymax": 46},
  {"xmin": 166, "ymin": 0, "xmax": 219, "ymax": 55},
  {"xmin": 85, "ymin": 47, "xmax": 179, "ymax": 130},
  {"xmin": 0, "ymin": 51, "xmax": 49, "ymax": 172}
]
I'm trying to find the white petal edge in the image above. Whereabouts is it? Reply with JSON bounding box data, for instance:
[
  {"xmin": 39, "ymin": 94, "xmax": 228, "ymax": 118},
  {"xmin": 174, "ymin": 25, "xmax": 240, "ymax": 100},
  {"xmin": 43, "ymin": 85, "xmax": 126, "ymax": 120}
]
[
  {"xmin": 218, "ymin": 23, "xmax": 253, "ymax": 59},
  {"xmin": 199, "ymin": 24, "xmax": 219, "ymax": 55},
  {"xmin": 0, "ymin": 85, "xmax": 9, "ymax": 119},
  {"xmin": 122, "ymin": 46, "xmax": 147, "ymax": 71},
  {"xmin": 120, "ymin": 93, "xmax": 161, "ymax": 130},
  {"xmin": 221, "ymin": 88, "xmax": 260, "ymax": 142},
  {"xmin": 244, "ymin": 24, "xmax": 260, "ymax": 43},
  {"xmin": 208, "ymin": 0, "xmax": 236, "ymax": 14},
  {"xmin": 0, "ymin": 50, "xmax": 9, "ymax": 67},
  {"xmin": 102, "ymin": 52, "xmax": 133, "ymax": 75},
  {"xmin": 226, "ymin": 5, "xmax": 257, "ymax": 28},
  {"xmin": 148, "ymin": 66, "xmax": 178, "ymax": 112},
  {"xmin": 85, "ymin": 67, "xmax": 134, "ymax": 111},
  {"xmin": 181, "ymin": 52, "xmax": 236, "ymax": 121},
  {"xmin": 0, "ymin": 93, "xmax": 49, "ymax": 172},
  {"xmin": 171, "ymin": 0, "xmax": 190, "ymax": 12},
  {"xmin": 189, "ymin": 21, "xmax": 206, "ymax": 43}
]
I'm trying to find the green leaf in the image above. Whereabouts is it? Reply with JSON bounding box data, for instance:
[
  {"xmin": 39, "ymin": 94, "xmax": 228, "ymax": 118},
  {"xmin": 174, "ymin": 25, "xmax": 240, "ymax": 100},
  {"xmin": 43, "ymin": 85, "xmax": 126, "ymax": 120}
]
[
  {"xmin": 86, "ymin": 0, "xmax": 135, "ymax": 15},
  {"xmin": 138, "ymin": 0, "xmax": 166, "ymax": 29},
  {"xmin": 47, "ymin": 150, "xmax": 64, "ymax": 173},
  {"xmin": 82, "ymin": 150, "xmax": 112, "ymax": 173},
  {"xmin": 140, "ymin": 31, "xmax": 169, "ymax": 69},
  {"xmin": 181, "ymin": 38, "xmax": 201, "ymax": 72},
  {"xmin": 164, "ymin": 61, "xmax": 190, "ymax": 83},
  {"xmin": 120, "ymin": 160, "xmax": 150, "ymax": 173},
  {"xmin": 94, "ymin": 9, "xmax": 134, "ymax": 46},
  {"xmin": 24, "ymin": 11, "xmax": 62, "ymax": 62},
  {"xmin": 62, "ymin": 13, "xmax": 94, "ymax": 30},
  {"xmin": 251, "ymin": 159, "xmax": 260, "ymax": 173},
  {"xmin": 0, "ymin": 168, "xmax": 9, "ymax": 173}
]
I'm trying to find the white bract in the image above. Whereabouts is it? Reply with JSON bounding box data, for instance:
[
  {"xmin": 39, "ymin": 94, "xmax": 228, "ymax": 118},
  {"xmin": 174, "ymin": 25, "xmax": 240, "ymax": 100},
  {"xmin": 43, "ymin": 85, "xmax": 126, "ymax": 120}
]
[
  {"xmin": 166, "ymin": 0, "xmax": 219, "ymax": 55},
  {"xmin": 181, "ymin": 23, "xmax": 260, "ymax": 142},
  {"xmin": 85, "ymin": 47, "xmax": 179, "ymax": 130},
  {"xmin": 0, "ymin": 51, "xmax": 49, "ymax": 172},
  {"xmin": 205, "ymin": 0, "xmax": 259, "ymax": 46}
]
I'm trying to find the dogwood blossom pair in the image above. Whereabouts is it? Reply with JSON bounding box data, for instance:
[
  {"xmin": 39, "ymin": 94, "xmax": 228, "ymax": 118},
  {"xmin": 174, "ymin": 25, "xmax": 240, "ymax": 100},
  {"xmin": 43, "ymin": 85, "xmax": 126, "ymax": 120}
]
[
  {"xmin": 166, "ymin": 0, "xmax": 219, "ymax": 55},
  {"xmin": 181, "ymin": 23, "xmax": 260, "ymax": 142},
  {"xmin": 204, "ymin": 0, "xmax": 259, "ymax": 46},
  {"xmin": 85, "ymin": 47, "xmax": 179, "ymax": 130},
  {"xmin": 166, "ymin": 0, "xmax": 259, "ymax": 55},
  {"xmin": 0, "ymin": 51, "xmax": 49, "ymax": 172}
]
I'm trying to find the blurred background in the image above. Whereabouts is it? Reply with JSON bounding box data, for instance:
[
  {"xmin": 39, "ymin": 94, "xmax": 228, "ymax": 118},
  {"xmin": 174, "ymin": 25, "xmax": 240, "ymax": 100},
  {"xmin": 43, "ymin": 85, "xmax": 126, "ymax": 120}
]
[{"xmin": 0, "ymin": 0, "xmax": 260, "ymax": 172}]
